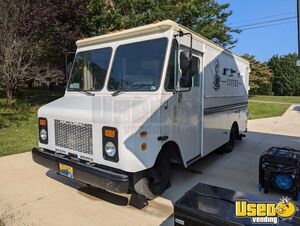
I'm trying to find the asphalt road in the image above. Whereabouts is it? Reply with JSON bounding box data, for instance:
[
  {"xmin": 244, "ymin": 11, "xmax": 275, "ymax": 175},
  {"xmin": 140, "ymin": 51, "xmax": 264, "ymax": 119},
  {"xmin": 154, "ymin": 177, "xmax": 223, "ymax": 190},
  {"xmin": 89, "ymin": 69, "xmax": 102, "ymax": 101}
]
[{"xmin": 0, "ymin": 105, "xmax": 299, "ymax": 226}]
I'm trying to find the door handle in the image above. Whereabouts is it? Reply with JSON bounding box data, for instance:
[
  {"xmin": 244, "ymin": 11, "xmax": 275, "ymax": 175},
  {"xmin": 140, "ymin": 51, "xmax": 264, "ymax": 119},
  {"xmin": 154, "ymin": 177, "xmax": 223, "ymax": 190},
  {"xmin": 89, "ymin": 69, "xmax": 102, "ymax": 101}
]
[
  {"xmin": 157, "ymin": 136, "xmax": 168, "ymax": 141},
  {"xmin": 164, "ymin": 101, "xmax": 168, "ymax": 109}
]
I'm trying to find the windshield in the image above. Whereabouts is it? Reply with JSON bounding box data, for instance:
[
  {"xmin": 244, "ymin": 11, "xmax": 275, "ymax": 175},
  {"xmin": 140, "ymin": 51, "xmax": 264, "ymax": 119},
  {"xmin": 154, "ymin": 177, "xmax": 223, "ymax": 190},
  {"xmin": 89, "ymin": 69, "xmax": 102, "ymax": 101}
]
[
  {"xmin": 68, "ymin": 47, "xmax": 112, "ymax": 91},
  {"xmin": 108, "ymin": 38, "xmax": 168, "ymax": 91}
]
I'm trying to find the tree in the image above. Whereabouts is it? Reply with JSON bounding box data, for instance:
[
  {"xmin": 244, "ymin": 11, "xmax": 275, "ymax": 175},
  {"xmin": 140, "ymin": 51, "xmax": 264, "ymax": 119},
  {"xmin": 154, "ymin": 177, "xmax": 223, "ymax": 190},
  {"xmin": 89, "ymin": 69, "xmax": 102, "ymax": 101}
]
[
  {"xmin": 242, "ymin": 54, "xmax": 272, "ymax": 95},
  {"xmin": 268, "ymin": 54, "xmax": 300, "ymax": 96},
  {"xmin": 83, "ymin": 0, "xmax": 239, "ymax": 48},
  {"xmin": 18, "ymin": 0, "xmax": 87, "ymax": 68},
  {"xmin": 0, "ymin": 0, "xmax": 63, "ymax": 103}
]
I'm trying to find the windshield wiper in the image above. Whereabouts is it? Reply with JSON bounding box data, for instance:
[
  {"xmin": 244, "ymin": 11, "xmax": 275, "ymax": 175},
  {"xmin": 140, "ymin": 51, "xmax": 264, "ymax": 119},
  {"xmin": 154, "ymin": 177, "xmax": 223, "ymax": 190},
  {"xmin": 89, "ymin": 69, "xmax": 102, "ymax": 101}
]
[
  {"xmin": 69, "ymin": 89, "xmax": 95, "ymax": 96},
  {"xmin": 111, "ymin": 83, "xmax": 152, "ymax": 97},
  {"xmin": 80, "ymin": 90, "xmax": 95, "ymax": 96}
]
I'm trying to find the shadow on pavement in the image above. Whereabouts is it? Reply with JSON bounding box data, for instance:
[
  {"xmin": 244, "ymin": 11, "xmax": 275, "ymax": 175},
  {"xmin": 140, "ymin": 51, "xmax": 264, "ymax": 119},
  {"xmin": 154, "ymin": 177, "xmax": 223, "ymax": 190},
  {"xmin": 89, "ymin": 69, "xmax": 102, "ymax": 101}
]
[
  {"xmin": 293, "ymin": 105, "xmax": 300, "ymax": 112},
  {"xmin": 46, "ymin": 170, "xmax": 84, "ymax": 189},
  {"xmin": 46, "ymin": 170, "xmax": 128, "ymax": 206},
  {"xmin": 78, "ymin": 186, "xmax": 128, "ymax": 206}
]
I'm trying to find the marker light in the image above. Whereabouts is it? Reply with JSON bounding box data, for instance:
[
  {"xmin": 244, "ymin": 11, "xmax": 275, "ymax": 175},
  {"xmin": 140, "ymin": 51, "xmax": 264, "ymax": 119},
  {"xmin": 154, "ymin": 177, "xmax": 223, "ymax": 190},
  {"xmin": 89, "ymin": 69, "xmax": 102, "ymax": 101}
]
[
  {"xmin": 104, "ymin": 129, "xmax": 116, "ymax": 138},
  {"xmin": 39, "ymin": 118, "xmax": 47, "ymax": 126},
  {"xmin": 139, "ymin": 131, "xmax": 147, "ymax": 137},
  {"xmin": 141, "ymin": 143, "xmax": 147, "ymax": 151}
]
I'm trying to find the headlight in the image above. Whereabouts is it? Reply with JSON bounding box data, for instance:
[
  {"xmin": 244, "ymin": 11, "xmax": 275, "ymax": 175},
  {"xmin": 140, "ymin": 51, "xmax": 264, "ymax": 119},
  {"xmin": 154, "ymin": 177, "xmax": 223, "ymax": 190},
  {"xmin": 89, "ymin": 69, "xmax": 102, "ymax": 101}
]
[
  {"xmin": 40, "ymin": 129, "xmax": 47, "ymax": 141},
  {"xmin": 102, "ymin": 127, "xmax": 118, "ymax": 162},
  {"xmin": 105, "ymin": 142, "xmax": 116, "ymax": 157}
]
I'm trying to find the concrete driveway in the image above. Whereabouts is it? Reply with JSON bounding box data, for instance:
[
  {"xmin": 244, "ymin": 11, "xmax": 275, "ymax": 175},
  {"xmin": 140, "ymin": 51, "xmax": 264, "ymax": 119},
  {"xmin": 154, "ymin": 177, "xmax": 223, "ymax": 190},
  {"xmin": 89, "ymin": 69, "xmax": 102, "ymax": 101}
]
[{"xmin": 0, "ymin": 105, "xmax": 300, "ymax": 226}]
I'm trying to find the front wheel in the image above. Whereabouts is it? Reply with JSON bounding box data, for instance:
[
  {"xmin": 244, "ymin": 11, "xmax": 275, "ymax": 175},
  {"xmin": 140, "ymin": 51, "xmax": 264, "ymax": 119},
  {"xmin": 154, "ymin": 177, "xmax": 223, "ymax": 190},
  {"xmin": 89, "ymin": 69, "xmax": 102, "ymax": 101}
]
[{"xmin": 133, "ymin": 151, "xmax": 171, "ymax": 200}]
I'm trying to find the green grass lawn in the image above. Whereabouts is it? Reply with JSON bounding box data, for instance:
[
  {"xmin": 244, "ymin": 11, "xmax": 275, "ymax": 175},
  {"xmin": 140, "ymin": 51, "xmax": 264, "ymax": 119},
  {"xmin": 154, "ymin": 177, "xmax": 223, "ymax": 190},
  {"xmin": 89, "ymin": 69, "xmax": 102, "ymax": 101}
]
[
  {"xmin": 249, "ymin": 95, "xmax": 300, "ymax": 104},
  {"xmin": 0, "ymin": 87, "xmax": 64, "ymax": 157},
  {"xmin": 0, "ymin": 91, "xmax": 297, "ymax": 157},
  {"xmin": 248, "ymin": 102, "xmax": 291, "ymax": 120}
]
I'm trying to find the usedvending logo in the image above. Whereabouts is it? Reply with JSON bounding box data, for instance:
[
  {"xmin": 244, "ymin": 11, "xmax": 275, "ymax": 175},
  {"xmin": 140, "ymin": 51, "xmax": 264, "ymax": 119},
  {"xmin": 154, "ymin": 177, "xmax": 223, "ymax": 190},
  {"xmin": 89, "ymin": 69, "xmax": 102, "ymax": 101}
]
[{"xmin": 235, "ymin": 197, "xmax": 298, "ymax": 224}]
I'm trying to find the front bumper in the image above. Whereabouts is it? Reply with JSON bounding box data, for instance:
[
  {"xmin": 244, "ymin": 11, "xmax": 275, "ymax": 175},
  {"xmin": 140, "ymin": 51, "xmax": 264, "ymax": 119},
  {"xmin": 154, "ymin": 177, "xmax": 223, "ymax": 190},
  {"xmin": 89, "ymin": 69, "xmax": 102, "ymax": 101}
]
[{"xmin": 32, "ymin": 148, "xmax": 129, "ymax": 193}]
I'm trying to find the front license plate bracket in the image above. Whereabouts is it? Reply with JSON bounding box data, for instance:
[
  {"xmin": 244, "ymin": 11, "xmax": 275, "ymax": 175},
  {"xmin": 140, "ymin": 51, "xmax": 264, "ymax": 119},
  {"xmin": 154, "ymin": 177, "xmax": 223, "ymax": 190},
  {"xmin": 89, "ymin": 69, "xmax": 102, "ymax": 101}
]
[{"xmin": 59, "ymin": 163, "xmax": 74, "ymax": 179}]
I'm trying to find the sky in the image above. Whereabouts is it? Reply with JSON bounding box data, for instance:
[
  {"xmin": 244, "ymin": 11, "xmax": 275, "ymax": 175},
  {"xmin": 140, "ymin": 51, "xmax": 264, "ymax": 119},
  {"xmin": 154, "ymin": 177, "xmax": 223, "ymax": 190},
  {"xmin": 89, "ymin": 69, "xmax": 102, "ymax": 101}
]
[{"xmin": 217, "ymin": 0, "xmax": 298, "ymax": 62}]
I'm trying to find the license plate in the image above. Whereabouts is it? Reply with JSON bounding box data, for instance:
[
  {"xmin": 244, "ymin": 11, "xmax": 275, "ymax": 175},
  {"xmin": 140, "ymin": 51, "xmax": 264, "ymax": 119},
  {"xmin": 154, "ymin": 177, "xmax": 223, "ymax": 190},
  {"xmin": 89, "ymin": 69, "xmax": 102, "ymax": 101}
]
[{"xmin": 59, "ymin": 163, "xmax": 74, "ymax": 179}]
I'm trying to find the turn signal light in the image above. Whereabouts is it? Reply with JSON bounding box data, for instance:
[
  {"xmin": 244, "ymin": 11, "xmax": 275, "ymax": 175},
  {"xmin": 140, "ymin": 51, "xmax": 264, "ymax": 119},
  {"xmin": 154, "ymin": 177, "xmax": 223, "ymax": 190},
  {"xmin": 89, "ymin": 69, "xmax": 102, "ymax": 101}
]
[
  {"xmin": 104, "ymin": 129, "xmax": 116, "ymax": 138},
  {"xmin": 39, "ymin": 118, "xmax": 47, "ymax": 126},
  {"xmin": 141, "ymin": 143, "xmax": 147, "ymax": 151}
]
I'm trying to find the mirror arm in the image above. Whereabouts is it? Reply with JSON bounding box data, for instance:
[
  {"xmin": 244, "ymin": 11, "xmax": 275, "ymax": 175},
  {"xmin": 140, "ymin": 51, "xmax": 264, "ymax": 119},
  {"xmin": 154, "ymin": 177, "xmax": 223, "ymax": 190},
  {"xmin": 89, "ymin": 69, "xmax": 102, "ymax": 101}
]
[
  {"xmin": 174, "ymin": 30, "xmax": 193, "ymax": 62},
  {"xmin": 188, "ymin": 33, "xmax": 193, "ymax": 62}
]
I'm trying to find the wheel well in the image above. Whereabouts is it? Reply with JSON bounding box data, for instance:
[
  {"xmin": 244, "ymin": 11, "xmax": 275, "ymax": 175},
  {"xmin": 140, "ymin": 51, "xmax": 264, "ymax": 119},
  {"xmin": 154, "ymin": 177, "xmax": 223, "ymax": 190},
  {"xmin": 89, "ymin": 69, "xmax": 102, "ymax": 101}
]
[
  {"xmin": 232, "ymin": 121, "xmax": 239, "ymax": 137},
  {"xmin": 161, "ymin": 141, "xmax": 183, "ymax": 166}
]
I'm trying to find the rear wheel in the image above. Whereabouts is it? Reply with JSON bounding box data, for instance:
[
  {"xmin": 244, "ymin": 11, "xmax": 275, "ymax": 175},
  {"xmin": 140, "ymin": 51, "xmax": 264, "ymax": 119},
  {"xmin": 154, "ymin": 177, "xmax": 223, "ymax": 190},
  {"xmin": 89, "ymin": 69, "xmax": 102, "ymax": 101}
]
[
  {"xmin": 222, "ymin": 125, "xmax": 238, "ymax": 153},
  {"xmin": 133, "ymin": 151, "xmax": 171, "ymax": 200}
]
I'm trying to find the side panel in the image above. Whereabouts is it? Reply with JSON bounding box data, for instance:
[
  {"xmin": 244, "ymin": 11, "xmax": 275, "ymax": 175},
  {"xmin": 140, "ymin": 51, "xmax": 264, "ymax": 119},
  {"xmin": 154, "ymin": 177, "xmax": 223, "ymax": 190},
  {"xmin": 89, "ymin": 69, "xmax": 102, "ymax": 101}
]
[
  {"xmin": 202, "ymin": 45, "xmax": 249, "ymax": 156},
  {"xmin": 203, "ymin": 106, "xmax": 247, "ymax": 156}
]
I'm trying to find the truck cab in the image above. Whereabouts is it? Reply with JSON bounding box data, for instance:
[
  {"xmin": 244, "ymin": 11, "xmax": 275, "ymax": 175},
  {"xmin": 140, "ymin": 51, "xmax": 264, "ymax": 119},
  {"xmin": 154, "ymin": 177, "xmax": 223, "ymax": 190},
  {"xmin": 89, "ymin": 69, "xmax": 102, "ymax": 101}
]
[{"xmin": 32, "ymin": 20, "xmax": 249, "ymax": 199}]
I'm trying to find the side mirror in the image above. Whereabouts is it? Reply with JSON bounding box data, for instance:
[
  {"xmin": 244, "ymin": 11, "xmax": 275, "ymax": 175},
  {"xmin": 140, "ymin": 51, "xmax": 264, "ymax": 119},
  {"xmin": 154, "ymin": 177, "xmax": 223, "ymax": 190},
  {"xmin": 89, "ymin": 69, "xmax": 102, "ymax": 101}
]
[
  {"xmin": 179, "ymin": 76, "xmax": 192, "ymax": 88},
  {"xmin": 179, "ymin": 51, "xmax": 192, "ymax": 88},
  {"xmin": 180, "ymin": 51, "xmax": 190, "ymax": 71}
]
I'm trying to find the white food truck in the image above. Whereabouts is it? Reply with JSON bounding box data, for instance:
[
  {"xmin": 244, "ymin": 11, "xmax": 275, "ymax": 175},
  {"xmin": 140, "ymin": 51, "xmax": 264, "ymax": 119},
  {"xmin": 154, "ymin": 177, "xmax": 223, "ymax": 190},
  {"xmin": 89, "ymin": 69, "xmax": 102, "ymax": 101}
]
[{"xmin": 32, "ymin": 20, "xmax": 250, "ymax": 199}]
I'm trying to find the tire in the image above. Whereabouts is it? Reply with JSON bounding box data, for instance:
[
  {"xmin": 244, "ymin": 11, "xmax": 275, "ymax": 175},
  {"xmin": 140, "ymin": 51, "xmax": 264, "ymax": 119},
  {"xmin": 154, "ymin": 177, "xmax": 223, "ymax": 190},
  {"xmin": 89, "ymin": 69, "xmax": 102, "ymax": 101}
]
[
  {"xmin": 133, "ymin": 151, "xmax": 171, "ymax": 200},
  {"xmin": 222, "ymin": 125, "xmax": 238, "ymax": 153}
]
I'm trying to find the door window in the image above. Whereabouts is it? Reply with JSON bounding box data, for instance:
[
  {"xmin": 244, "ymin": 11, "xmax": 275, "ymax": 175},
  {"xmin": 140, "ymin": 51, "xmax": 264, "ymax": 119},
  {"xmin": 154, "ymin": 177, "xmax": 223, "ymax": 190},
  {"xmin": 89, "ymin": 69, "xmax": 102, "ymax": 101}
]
[{"xmin": 164, "ymin": 39, "xmax": 178, "ymax": 91}]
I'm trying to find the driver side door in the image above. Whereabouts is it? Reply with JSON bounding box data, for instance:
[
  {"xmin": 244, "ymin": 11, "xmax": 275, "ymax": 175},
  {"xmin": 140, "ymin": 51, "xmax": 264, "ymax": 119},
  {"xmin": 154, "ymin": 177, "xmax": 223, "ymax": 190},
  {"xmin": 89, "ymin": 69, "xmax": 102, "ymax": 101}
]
[{"xmin": 176, "ymin": 49, "xmax": 203, "ymax": 164}]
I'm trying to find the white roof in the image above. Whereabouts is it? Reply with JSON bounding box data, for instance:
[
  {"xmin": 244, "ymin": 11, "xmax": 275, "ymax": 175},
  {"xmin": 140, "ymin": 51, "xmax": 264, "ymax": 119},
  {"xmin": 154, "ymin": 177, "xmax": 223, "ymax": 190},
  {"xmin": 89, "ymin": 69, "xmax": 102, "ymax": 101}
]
[{"xmin": 76, "ymin": 20, "xmax": 248, "ymax": 63}]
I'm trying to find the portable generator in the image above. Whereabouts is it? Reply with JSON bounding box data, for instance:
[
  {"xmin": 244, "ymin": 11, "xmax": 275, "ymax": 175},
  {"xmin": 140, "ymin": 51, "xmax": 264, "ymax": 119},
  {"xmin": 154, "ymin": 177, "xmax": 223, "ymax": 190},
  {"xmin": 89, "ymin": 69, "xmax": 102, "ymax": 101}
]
[{"xmin": 259, "ymin": 147, "xmax": 300, "ymax": 200}]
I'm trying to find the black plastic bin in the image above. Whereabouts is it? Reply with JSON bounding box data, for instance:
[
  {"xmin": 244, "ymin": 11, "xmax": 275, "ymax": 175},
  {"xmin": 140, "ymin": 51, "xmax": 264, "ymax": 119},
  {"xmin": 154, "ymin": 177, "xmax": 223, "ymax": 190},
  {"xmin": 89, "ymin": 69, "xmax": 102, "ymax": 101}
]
[{"xmin": 174, "ymin": 183, "xmax": 300, "ymax": 226}]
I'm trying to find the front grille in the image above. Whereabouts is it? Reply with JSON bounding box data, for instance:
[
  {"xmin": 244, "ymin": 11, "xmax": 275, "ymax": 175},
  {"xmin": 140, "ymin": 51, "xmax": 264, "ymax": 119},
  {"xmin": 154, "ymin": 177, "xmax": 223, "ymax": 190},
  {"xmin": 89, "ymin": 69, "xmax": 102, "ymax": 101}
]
[{"xmin": 54, "ymin": 119, "xmax": 93, "ymax": 155}]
